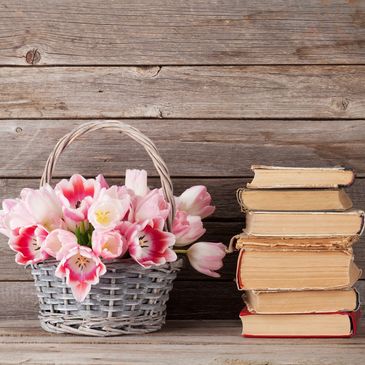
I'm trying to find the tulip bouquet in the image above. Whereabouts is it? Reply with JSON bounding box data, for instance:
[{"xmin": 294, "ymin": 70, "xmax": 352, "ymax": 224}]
[{"xmin": 0, "ymin": 169, "xmax": 226, "ymax": 302}]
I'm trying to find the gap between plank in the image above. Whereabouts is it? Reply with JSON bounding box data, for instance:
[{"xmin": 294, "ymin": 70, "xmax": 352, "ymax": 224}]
[{"xmin": 0, "ymin": 63, "xmax": 364, "ymax": 68}]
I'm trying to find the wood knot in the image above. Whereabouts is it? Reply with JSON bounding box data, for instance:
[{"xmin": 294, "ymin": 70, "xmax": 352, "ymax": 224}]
[
  {"xmin": 331, "ymin": 97, "xmax": 350, "ymax": 112},
  {"xmin": 15, "ymin": 127, "xmax": 23, "ymax": 133},
  {"xmin": 25, "ymin": 49, "xmax": 41, "ymax": 64}
]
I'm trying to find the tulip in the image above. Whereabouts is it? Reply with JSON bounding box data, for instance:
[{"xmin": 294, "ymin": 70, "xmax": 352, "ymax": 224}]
[
  {"xmin": 122, "ymin": 222, "xmax": 176, "ymax": 268},
  {"xmin": 42, "ymin": 229, "xmax": 79, "ymax": 260},
  {"xmin": 125, "ymin": 169, "xmax": 149, "ymax": 197},
  {"xmin": 55, "ymin": 174, "xmax": 104, "ymax": 226},
  {"xmin": 130, "ymin": 188, "xmax": 170, "ymax": 225},
  {"xmin": 92, "ymin": 230, "xmax": 127, "ymax": 259},
  {"xmin": 176, "ymin": 186, "xmax": 215, "ymax": 219},
  {"xmin": 186, "ymin": 242, "xmax": 226, "ymax": 278},
  {"xmin": 55, "ymin": 246, "xmax": 106, "ymax": 302},
  {"xmin": 96, "ymin": 174, "xmax": 109, "ymax": 189},
  {"xmin": 23, "ymin": 185, "xmax": 64, "ymax": 230},
  {"xmin": 9, "ymin": 225, "xmax": 49, "ymax": 265},
  {"xmin": 1, "ymin": 186, "xmax": 64, "ymax": 239},
  {"xmin": 0, "ymin": 199, "xmax": 26, "ymax": 238},
  {"xmin": 88, "ymin": 186, "xmax": 130, "ymax": 231},
  {"xmin": 172, "ymin": 211, "xmax": 205, "ymax": 247}
]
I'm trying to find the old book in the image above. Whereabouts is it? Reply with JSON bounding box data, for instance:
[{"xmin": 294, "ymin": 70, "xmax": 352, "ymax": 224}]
[
  {"xmin": 240, "ymin": 308, "xmax": 360, "ymax": 338},
  {"xmin": 232, "ymin": 233, "xmax": 359, "ymax": 251},
  {"xmin": 245, "ymin": 210, "xmax": 365, "ymax": 236},
  {"xmin": 244, "ymin": 289, "xmax": 359, "ymax": 314},
  {"xmin": 236, "ymin": 249, "xmax": 361, "ymax": 290},
  {"xmin": 237, "ymin": 188, "xmax": 352, "ymax": 211},
  {"xmin": 247, "ymin": 165, "xmax": 355, "ymax": 189}
]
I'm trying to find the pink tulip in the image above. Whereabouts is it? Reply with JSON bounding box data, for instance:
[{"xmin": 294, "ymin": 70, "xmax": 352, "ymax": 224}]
[
  {"xmin": 92, "ymin": 230, "xmax": 127, "ymax": 259},
  {"xmin": 1, "ymin": 186, "xmax": 64, "ymax": 238},
  {"xmin": 187, "ymin": 242, "xmax": 226, "ymax": 278},
  {"xmin": 0, "ymin": 199, "xmax": 24, "ymax": 238},
  {"xmin": 130, "ymin": 188, "xmax": 170, "ymax": 226},
  {"xmin": 55, "ymin": 174, "xmax": 103, "ymax": 225},
  {"xmin": 88, "ymin": 186, "xmax": 131, "ymax": 231},
  {"xmin": 121, "ymin": 221, "xmax": 176, "ymax": 268},
  {"xmin": 9, "ymin": 225, "xmax": 49, "ymax": 265},
  {"xmin": 172, "ymin": 211, "xmax": 205, "ymax": 247},
  {"xmin": 3, "ymin": 198, "xmax": 35, "ymax": 233},
  {"xmin": 176, "ymin": 186, "xmax": 215, "ymax": 219},
  {"xmin": 96, "ymin": 174, "xmax": 109, "ymax": 189},
  {"xmin": 125, "ymin": 169, "xmax": 149, "ymax": 197},
  {"xmin": 23, "ymin": 185, "xmax": 63, "ymax": 224},
  {"xmin": 55, "ymin": 245, "xmax": 107, "ymax": 302},
  {"xmin": 16, "ymin": 185, "xmax": 64, "ymax": 232},
  {"xmin": 43, "ymin": 229, "xmax": 79, "ymax": 260}
]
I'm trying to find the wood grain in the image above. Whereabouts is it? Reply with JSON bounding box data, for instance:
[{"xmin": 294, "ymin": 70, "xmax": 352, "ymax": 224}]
[
  {"xmin": 1, "ymin": 318, "xmax": 364, "ymax": 342},
  {"xmin": 0, "ymin": 66, "xmax": 364, "ymax": 118},
  {"xmin": 1, "ymin": 119, "xmax": 365, "ymax": 177},
  {"xmin": 0, "ymin": 320, "xmax": 364, "ymax": 365},
  {"xmin": 0, "ymin": 0, "xmax": 364, "ymax": 65}
]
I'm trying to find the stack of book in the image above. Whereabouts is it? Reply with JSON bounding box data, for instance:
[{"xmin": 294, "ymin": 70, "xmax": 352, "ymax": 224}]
[{"xmin": 232, "ymin": 166, "xmax": 364, "ymax": 338}]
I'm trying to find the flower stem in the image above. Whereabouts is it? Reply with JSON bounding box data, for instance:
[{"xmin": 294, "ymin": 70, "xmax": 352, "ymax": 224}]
[
  {"xmin": 79, "ymin": 221, "xmax": 85, "ymax": 234},
  {"xmin": 174, "ymin": 249, "xmax": 188, "ymax": 254}
]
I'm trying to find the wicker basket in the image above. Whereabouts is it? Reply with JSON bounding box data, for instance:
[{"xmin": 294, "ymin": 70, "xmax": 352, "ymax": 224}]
[{"xmin": 31, "ymin": 121, "xmax": 182, "ymax": 336}]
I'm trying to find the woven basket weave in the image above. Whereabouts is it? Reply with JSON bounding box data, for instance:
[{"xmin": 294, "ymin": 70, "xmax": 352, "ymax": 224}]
[{"xmin": 31, "ymin": 121, "xmax": 182, "ymax": 336}]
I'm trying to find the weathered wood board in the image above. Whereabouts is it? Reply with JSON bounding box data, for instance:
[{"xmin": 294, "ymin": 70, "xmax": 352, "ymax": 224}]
[
  {"xmin": 0, "ymin": 319, "xmax": 364, "ymax": 365},
  {"xmin": 1, "ymin": 120, "xmax": 365, "ymax": 177},
  {"xmin": 0, "ymin": 66, "xmax": 364, "ymax": 118},
  {"xmin": 0, "ymin": 0, "xmax": 364, "ymax": 65}
]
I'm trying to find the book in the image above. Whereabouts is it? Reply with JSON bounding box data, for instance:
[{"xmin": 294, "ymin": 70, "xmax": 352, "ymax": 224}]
[
  {"xmin": 244, "ymin": 288, "xmax": 359, "ymax": 314},
  {"xmin": 239, "ymin": 308, "xmax": 360, "ymax": 338},
  {"xmin": 247, "ymin": 165, "xmax": 355, "ymax": 189},
  {"xmin": 245, "ymin": 210, "xmax": 365, "ymax": 236},
  {"xmin": 236, "ymin": 248, "xmax": 361, "ymax": 290},
  {"xmin": 237, "ymin": 188, "xmax": 353, "ymax": 211},
  {"xmin": 233, "ymin": 233, "xmax": 358, "ymax": 250}
]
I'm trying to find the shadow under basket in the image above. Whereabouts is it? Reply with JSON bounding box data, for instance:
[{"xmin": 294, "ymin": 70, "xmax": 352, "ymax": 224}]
[{"xmin": 31, "ymin": 258, "xmax": 182, "ymax": 336}]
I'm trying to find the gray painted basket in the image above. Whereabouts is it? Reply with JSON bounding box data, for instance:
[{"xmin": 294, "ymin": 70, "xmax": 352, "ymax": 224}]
[{"xmin": 31, "ymin": 121, "xmax": 182, "ymax": 336}]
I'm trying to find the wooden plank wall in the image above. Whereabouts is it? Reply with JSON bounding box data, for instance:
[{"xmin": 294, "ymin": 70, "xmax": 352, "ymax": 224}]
[{"xmin": 0, "ymin": 0, "xmax": 364, "ymax": 319}]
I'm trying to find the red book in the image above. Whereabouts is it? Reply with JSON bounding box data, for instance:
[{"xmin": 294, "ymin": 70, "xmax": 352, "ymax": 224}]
[{"xmin": 239, "ymin": 307, "xmax": 361, "ymax": 338}]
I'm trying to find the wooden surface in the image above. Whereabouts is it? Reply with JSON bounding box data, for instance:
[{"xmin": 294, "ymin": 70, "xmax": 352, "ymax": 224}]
[
  {"xmin": 1, "ymin": 120, "xmax": 365, "ymax": 177},
  {"xmin": 0, "ymin": 0, "xmax": 365, "ymax": 326},
  {"xmin": 0, "ymin": 0, "xmax": 364, "ymax": 65},
  {"xmin": 1, "ymin": 66, "xmax": 364, "ymax": 118},
  {"xmin": 0, "ymin": 319, "xmax": 364, "ymax": 365}
]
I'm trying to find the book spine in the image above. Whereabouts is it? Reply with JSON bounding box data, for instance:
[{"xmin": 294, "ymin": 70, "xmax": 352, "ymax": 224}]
[{"xmin": 236, "ymin": 249, "xmax": 245, "ymax": 290}]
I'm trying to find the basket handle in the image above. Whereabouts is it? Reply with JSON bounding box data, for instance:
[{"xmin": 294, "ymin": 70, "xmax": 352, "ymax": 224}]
[{"xmin": 40, "ymin": 120, "xmax": 175, "ymax": 232}]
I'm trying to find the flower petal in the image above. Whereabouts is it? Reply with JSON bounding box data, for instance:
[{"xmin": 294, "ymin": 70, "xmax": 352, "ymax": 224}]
[
  {"xmin": 173, "ymin": 211, "xmax": 205, "ymax": 246},
  {"xmin": 92, "ymin": 230, "xmax": 127, "ymax": 259},
  {"xmin": 70, "ymin": 281, "xmax": 92, "ymax": 302},
  {"xmin": 43, "ymin": 229, "xmax": 78, "ymax": 260},
  {"xmin": 125, "ymin": 169, "xmax": 149, "ymax": 197},
  {"xmin": 55, "ymin": 246, "xmax": 106, "ymax": 302},
  {"xmin": 10, "ymin": 225, "xmax": 49, "ymax": 265},
  {"xmin": 176, "ymin": 185, "xmax": 215, "ymax": 219},
  {"xmin": 129, "ymin": 225, "xmax": 176, "ymax": 268},
  {"xmin": 187, "ymin": 242, "xmax": 226, "ymax": 278}
]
